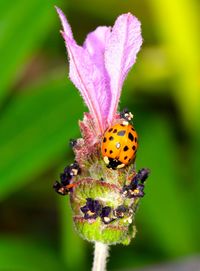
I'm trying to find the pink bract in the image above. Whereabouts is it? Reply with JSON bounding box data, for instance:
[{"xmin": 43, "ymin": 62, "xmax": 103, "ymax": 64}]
[{"xmin": 56, "ymin": 7, "xmax": 142, "ymax": 134}]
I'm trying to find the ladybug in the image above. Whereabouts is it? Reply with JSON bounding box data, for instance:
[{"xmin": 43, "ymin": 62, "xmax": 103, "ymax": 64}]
[{"xmin": 101, "ymin": 123, "xmax": 138, "ymax": 169}]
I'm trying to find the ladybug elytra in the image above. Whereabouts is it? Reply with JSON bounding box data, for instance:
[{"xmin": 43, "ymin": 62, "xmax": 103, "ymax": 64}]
[{"xmin": 101, "ymin": 123, "xmax": 138, "ymax": 169}]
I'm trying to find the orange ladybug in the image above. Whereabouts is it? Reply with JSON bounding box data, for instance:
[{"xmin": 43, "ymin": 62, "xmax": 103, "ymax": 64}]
[{"xmin": 101, "ymin": 123, "xmax": 138, "ymax": 169}]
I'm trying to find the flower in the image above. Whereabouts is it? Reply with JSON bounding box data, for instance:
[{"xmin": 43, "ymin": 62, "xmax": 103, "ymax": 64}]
[
  {"xmin": 56, "ymin": 6, "xmax": 142, "ymax": 134},
  {"xmin": 55, "ymin": 7, "xmax": 149, "ymax": 246},
  {"xmin": 80, "ymin": 198, "xmax": 102, "ymax": 219}
]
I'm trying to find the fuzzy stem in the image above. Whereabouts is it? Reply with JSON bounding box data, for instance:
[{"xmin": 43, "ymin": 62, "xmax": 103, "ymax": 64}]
[{"xmin": 92, "ymin": 242, "xmax": 109, "ymax": 271}]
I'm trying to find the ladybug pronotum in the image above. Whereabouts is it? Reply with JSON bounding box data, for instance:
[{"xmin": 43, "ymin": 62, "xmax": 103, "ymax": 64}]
[{"xmin": 101, "ymin": 123, "xmax": 138, "ymax": 169}]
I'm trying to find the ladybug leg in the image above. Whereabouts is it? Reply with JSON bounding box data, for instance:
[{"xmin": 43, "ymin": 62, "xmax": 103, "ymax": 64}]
[
  {"xmin": 116, "ymin": 163, "xmax": 125, "ymax": 169},
  {"xmin": 103, "ymin": 156, "xmax": 109, "ymax": 165}
]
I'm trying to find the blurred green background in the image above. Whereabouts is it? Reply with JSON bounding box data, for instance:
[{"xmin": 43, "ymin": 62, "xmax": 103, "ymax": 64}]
[{"xmin": 0, "ymin": 0, "xmax": 200, "ymax": 270}]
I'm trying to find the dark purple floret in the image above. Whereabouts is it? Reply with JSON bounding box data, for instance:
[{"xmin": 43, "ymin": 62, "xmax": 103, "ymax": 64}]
[
  {"xmin": 87, "ymin": 198, "xmax": 101, "ymax": 213},
  {"xmin": 70, "ymin": 161, "xmax": 81, "ymax": 175},
  {"xmin": 119, "ymin": 108, "xmax": 133, "ymax": 122},
  {"xmin": 123, "ymin": 168, "xmax": 150, "ymax": 198},
  {"xmin": 123, "ymin": 182, "xmax": 145, "ymax": 198},
  {"xmin": 53, "ymin": 181, "xmax": 68, "ymax": 195},
  {"xmin": 60, "ymin": 172, "xmax": 71, "ymax": 186},
  {"xmin": 101, "ymin": 206, "xmax": 115, "ymax": 224},
  {"xmin": 69, "ymin": 138, "xmax": 77, "ymax": 148},
  {"xmin": 137, "ymin": 168, "xmax": 150, "ymax": 183},
  {"xmin": 61, "ymin": 161, "xmax": 81, "ymax": 185},
  {"xmin": 64, "ymin": 165, "xmax": 73, "ymax": 178},
  {"xmin": 114, "ymin": 205, "xmax": 128, "ymax": 218},
  {"xmin": 101, "ymin": 206, "xmax": 111, "ymax": 218},
  {"xmin": 53, "ymin": 181, "xmax": 61, "ymax": 191},
  {"xmin": 80, "ymin": 205, "xmax": 89, "ymax": 214},
  {"xmin": 122, "ymin": 182, "xmax": 136, "ymax": 194},
  {"xmin": 133, "ymin": 184, "xmax": 145, "ymax": 197},
  {"xmin": 120, "ymin": 108, "xmax": 129, "ymax": 119},
  {"xmin": 80, "ymin": 198, "xmax": 102, "ymax": 219},
  {"xmin": 129, "ymin": 178, "xmax": 138, "ymax": 190}
]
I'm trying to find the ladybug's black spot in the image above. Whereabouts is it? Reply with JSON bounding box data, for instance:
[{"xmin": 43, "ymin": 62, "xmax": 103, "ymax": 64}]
[
  {"xmin": 104, "ymin": 148, "xmax": 107, "ymax": 153},
  {"xmin": 108, "ymin": 128, "xmax": 113, "ymax": 132},
  {"xmin": 109, "ymin": 136, "xmax": 114, "ymax": 141},
  {"xmin": 128, "ymin": 132, "xmax": 134, "ymax": 142},
  {"xmin": 120, "ymin": 124, "xmax": 125, "ymax": 127},
  {"xmin": 131, "ymin": 127, "xmax": 135, "ymax": 131},
  {"xmin": 123, "ymin": 146, "xmax": 129, "ymax": 151},
  {"xmin": 110, "ymin": 150, "xmax": 113, "ymax": 154},
  {"xmin": 117, "ymin": 130, "xmax": 126, "ymax": 136},
  {"xmin": 124, "ymin": 156, "xmax": 128, "ymax": 160},
  {"xmin": 135, "ymin": 137, "xmax": 137, "ymax": 143},
  {"xmin": 103, "ymin": 137, "xmax": 107, "ymax": 143},
  {"xmin": 113, "ymin": 129, "xmax": 117, "ymax": 133},
  {"xmin": 132, "ymin": 145, "xmax": 136, "ymax": 151},
  {"xmin": 128, "ymin": 158, "xmax": 131, "ymax": 163}
]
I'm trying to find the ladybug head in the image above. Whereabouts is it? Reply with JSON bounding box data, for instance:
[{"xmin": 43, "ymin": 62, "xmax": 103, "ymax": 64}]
[{"xmin": 106, "ymin": 158, "xmax": 124, "ymax": 170}]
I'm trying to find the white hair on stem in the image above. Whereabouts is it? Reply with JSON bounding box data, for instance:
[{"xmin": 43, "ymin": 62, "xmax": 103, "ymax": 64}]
[{"xmin": 92, "ymin": 242, "xmax": 109, "ymax": 271}]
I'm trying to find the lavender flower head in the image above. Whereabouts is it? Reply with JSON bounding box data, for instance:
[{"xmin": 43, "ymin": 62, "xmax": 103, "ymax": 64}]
[{"xmin": 55, "ymin": 7, "xmax": 149, "ymax": 245}]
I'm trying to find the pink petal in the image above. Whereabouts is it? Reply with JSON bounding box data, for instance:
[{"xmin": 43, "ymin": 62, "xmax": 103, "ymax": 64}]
[
  {"xmin": 55, "ymin": 6, "xmax": 73, "ymax": 39},
  {"xmin": 83, "ymin": 26, "xmax": 110, "ymax": 79},
  {"xmin": 105, "ymin": 13, "xmax": 142, "ymax": 124},
  {"xmin": 56, "ymin": 7, "xmax": 107, "ymax": 134},
  {"xmin": 62, "ymin": 31, "xmax": 106, "ymax": 133},
  {"xmin": 83, "ymin": 26, "xmax": 112, "ymax": 121}
]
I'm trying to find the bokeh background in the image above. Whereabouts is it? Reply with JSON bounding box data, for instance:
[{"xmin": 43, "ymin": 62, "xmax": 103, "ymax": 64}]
[{"xmin": 0, "ymin": 0, "xmax": 200, "ymax": 270}]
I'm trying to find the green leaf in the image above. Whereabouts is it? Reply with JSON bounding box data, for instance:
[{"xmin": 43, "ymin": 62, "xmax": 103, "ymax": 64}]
[
  {"xmin": 136, "ymin": 115, "xmax": 197, "ymax": 256},
  {"xmin": 0, "ymin": 0, "xmax": 61, "ymax": 104},
  {"xmin": 191, "ymin": 120, "xmax": 200, "ymax": 249},
  {"xmin": 59, "ymin": 197, "xmax": 87, "ymax": 271},
  {"xmin": 0, "ymin": 236, "xmax": 64, "ymax": 271},
  {"xmin": 0, "ymin": 70, "xmax": 84, "ymax": 201}
]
